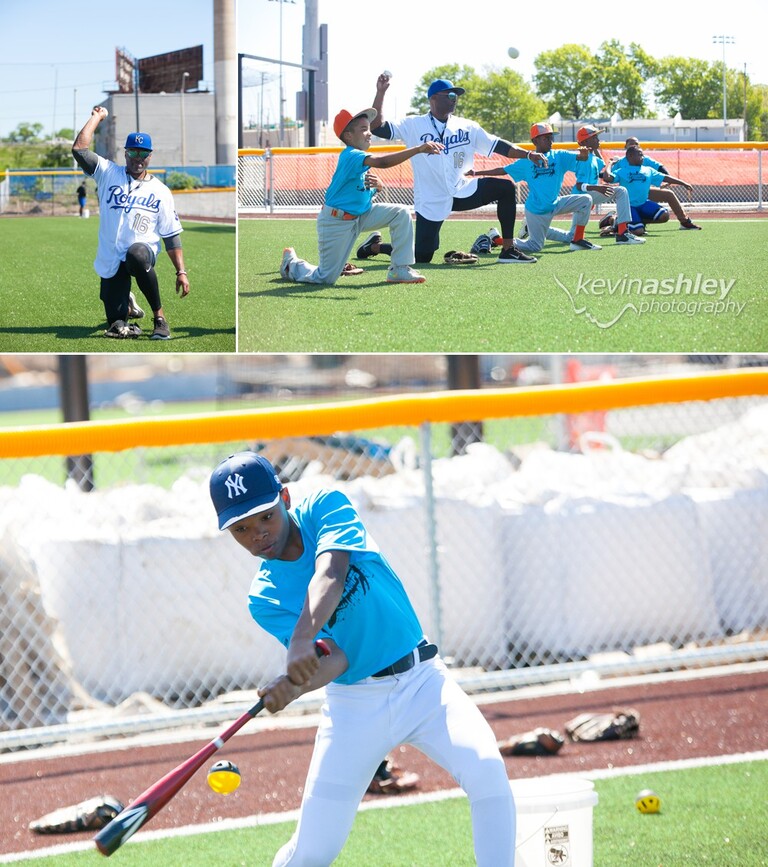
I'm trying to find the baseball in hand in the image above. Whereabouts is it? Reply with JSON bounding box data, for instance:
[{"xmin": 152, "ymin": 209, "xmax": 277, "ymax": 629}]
[
  {"xmin": 381, "ymin": 69, "xmax": 393, "ymax": 79},
  {"xmin": 95, "ymin": 106, "xmax": 108, "ymax": 117},
  {"xmin": 507, "ymin": 46, "xmax": 520, "ymax": 59}
]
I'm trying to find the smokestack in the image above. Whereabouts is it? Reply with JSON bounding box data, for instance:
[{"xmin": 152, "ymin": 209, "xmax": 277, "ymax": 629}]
[{"xmin": 214, "ymin": 0, "xmax": 236, "ymax": 164}]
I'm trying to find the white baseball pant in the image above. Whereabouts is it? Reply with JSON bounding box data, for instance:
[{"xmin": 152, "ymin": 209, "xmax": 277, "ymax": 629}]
[
  {"xmin": 516, "ymin": 193, "xmax": 593, "ymax": 253},
  {"xmin": 283, "ymin": 202, "xmax": 415, "ymax": 285},
  {"xmin": 272, "ymin": 656, "xmax": 516, "ymax": 867}
]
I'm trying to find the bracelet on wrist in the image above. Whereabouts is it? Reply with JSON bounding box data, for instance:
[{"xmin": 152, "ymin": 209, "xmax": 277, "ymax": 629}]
[{"xmin": 176, "ymin": 270, "xmax": 187, "ymax": 276}]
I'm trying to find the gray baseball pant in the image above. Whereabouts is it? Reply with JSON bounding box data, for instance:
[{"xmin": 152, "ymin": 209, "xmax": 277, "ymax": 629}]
[
  {"xmin": 516, "ymin": 193, "xmax": 593, "ymax": 253},
  {"xmin": 284, "ymin": 203, "xmax": 415, "ymax": 285},
  {"xmin": 585, "ymin": 186, "xmax": 632, "ymax": 226}
]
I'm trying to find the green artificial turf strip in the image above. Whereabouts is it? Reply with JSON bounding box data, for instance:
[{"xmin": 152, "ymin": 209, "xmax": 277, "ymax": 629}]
[
  {"xmin": 0, "ymin": 217, "xmax": 236, "ymax": 352},
  {"xmin": 13, "ymin": 760, "xmax": 766, "ymax": 866},
  {"xmin": 238, "ymin": 217, "xmax": 767, "ymax": 353}
]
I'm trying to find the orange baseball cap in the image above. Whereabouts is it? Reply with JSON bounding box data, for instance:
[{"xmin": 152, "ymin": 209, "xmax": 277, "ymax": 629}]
[
  {"xmin": 530, "ymin": 122, "xmax": 556, "ymax": 138},
  {"xmin": 333, "ymin": 107, "xmax": 377, "ymax": 140},
  {"xmin": 577, "ymin": 125, "xmax": 605, "ymax": 143}
]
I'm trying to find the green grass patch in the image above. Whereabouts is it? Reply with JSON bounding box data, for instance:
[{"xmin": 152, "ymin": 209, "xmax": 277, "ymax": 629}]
[
  {"xmin": 0, "ymin": 217, "xmax": 235, "ymax": 352},
  {"xmin": 238, "ymin": 217, "xmax": 767, "ymax": 353},
  {"xmin": 11, "ymin": 760, "xmax": 766, "ymax": 866}
]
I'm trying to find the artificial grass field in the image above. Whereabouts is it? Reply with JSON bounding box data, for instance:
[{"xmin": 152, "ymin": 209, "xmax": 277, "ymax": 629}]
[
  {"xmin": 238, "ymin": 217, "xmax": 767, "ymax": 353},
  {"xmin": 10, "ymin": 760, "xmax": 766, "ymax": 866},
  {"xmin": 0, "ymin": 217, "xmax": 236, "ymax": 352}
]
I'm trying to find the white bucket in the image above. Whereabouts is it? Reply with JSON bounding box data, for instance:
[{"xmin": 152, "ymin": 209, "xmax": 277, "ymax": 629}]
[
  {"xmin": 510, "ymin": 776, "xmax": 598, "ymax": 867},
  {"xmin": 83, "ymin": 208, "xmax": 90, "ymax": 219}
]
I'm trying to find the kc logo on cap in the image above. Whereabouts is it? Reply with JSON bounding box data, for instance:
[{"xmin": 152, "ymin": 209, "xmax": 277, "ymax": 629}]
[{"xmin": 125, "ymin": 132, "xmax": 153, "ymax": 151}]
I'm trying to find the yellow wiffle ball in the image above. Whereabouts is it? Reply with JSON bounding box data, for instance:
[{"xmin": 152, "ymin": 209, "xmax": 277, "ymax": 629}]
[
  {"xmin": 635, "ymin": 789, "xmax": 661, "ymax": 814},
  {"xmin": 207, "ymin": 760, "xmax": 241, "ymax": 795}
]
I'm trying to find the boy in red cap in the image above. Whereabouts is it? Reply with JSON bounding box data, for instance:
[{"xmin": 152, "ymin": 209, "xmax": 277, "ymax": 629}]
[{"xmin": 280, "ymin": 108, "xmax": 443, "ymax": 285}]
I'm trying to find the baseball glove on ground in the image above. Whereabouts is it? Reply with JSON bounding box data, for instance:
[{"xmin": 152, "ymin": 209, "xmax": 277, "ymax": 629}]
[
  {"xmin": 366, "ymin": 755, "xmax": 420, "ymax": 795},
  {"xmin": 340, "ymin": 262, "xmax": 364, "ymax": 276},
  {"xmin": 497, "ymin": 727, "xmax": 565, "ymax": 757},
  {"xmin": 565, "ymin": 708, "xmax": 640, "ymax": 742},
  {"xmin": 29, "ymin": 795, "xmax": 124, "ymax": 834},
  {"xmin": 443, "ymin": 250, "xmax": 479, "ymax": 265}
]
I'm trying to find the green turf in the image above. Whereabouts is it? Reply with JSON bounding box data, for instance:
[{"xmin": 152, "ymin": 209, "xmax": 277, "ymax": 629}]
[
  {"xmin": 10, "ymin": 760, "xmax": 767, "ymax": 865},
  {"xmin": 0, "ymin": 217, "xmax": 236, "ymax": 352},
  {"xmin": 238, "ymin": 217, "xmax": 767, "ymax": 353}
]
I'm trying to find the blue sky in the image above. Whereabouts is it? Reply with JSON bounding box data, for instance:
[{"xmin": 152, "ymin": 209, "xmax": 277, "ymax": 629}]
[
  {"xmin": 0, "ymin": 0, "xmax": 216, "ymax": 138},
  {"xmin": 238, "ymin": 0, "xmax": 767, "ymax": 132}
]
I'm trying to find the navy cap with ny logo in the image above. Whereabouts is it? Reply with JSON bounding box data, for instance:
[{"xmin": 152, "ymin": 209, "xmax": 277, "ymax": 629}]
[{"xmin": 210, "ymin": 452, "xmax": 283, "ymax": 530}]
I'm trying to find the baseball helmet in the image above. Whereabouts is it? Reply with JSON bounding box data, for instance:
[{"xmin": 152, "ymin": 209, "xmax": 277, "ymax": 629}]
[{"xmin": 210, "ymin": 452, "xmax": 283, "ymax": 530}]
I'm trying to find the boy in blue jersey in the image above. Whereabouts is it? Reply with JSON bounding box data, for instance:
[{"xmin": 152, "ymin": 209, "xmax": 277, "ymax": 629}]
[
  {"xmin": 610, "ymin": 146, "xmax": 696, "ymax": 235},
  {"xmin": 210, "ymin": 452, "xmax": 516, "ymax": 867},
  {"xmin": 468, "ymin": 122, "xmax": 601, "ymax": 253},
  {"xmin": 572, "ymin": 126, "xmax": 644, "ymax": 245},
  {"xmin": 280, "ymin": 108, "xmax": 443, "ymax": 285},
  {"xmin": 607, "ymin": 137, "xmax": 701, "ymax": 231}
]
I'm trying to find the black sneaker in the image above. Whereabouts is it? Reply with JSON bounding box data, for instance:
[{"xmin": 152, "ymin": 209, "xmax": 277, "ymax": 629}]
[
  {"xmin": 104, "ymin": 320, "xmax": 141, "ymax": 339},
  {"xmin": 470, "ymin": 233, "xmax": 492, "ymax": 255},
  {"xmin": 569, "ymin": 238, "xmax": 602, "ymax": 252},
  {"xmin": 679, "ymin": 218, "xmax": 702, "ymax": 230},
  {"xmin": 150, "ymin": 316, "xmax": 171, "ymax": 340},
  {"xmin": 356, "ymin": 232, "xmax": 382, "ymax": 259},
  {"xmin": 496, "ymin": 245, "xmax": 537, "ymax": 264}
]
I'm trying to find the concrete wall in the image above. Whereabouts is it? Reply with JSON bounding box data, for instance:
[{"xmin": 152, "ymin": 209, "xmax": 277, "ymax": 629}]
[{"xmin": 173, "ymin": 187, "xmax": 235, "ymax": 220}]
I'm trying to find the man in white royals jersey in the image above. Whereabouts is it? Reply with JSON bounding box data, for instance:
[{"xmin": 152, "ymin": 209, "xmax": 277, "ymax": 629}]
[
  {"xmin": 362, "ymin": 75, "xmax": 546, "ymax": 265},
  {"xmin": 72, "ymin": 106, "xmax": 190, "ymax": 340}
]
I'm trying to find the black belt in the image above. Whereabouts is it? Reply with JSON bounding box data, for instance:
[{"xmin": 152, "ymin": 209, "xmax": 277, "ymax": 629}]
[{"xmin": 372, "ymin": 642, "xmax": 438, "ymax": 678}]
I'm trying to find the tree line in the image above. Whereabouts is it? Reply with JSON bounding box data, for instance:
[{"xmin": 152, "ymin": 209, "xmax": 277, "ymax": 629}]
[{"xmin": 410, "ymin": 41, "xmax": 767, "ymax": 143}]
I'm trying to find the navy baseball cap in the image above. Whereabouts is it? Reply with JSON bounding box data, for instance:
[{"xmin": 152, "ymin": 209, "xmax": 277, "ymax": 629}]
[
  {"xmin": 427, "ymin": 79, "xmax": 466, "ymax": 99},
  {"xmin": 125, "ymin": 132, "xmax": 153, "ymax": 151},
  {"xmin": 210, "ymin": 452, "xmax": 283, "ymax": 530}
]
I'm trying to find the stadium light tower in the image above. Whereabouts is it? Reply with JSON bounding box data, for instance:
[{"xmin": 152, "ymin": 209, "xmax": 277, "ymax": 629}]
[{"xmin": 713, "ymin": 35, "xmax": 735, "ymax": 131}]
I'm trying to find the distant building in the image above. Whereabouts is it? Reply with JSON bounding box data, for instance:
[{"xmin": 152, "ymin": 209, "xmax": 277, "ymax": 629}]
[{"xmin": 552, "ymin": 113, "xmax": 746, "ymax": 144}]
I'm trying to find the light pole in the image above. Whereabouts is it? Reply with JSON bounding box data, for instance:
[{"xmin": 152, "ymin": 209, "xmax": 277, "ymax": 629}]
[
  {"xmin": 180, "ymin": 71, "xmax": 190, "ymax": 166},
  {"xmin": 269, "ymin": 0, "xmax": 296, "ymax": 145},
  {"xmin": 712, "ymin": 35, "xmax": 735, "ymax": 131}
]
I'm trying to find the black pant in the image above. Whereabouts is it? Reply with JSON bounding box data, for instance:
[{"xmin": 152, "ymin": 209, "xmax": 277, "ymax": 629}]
[
  {"xmin": 100, "ymin": 243, "xmax": 161, "ymax": 324},
  {"xmin": 415, "ymin": 177, "xmax": 517, "ymax": 263}
]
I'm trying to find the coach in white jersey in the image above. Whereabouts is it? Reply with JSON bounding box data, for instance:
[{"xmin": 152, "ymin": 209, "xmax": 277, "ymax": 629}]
[
  {"xmin": 72, "ymin": 106, "xmax": 190, "ymax": 340},
  {"xmin": 366, "ymin": 75, "xmax": 545, "ymax": 264}
]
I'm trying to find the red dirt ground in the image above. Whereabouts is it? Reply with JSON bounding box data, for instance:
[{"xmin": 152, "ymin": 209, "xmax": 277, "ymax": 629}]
[{"xmin": 2, "ymin": 667, "xmax": 766, "ymax": 857}]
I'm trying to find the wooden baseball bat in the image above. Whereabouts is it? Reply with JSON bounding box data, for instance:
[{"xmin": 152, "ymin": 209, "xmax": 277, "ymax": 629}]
[{"xmin": 94, "ymin": 639, "xmax": 331, "ymax": 856}]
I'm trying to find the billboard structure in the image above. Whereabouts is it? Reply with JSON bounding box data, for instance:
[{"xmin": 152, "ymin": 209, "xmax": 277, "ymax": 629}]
[{"xmin": 112, "ymin": 45, "xmax": 205, "ymax": 94}]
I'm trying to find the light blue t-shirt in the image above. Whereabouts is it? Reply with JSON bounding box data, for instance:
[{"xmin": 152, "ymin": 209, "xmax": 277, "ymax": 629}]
[
  {"xmin": 248, "ymin": 488, "xmax": 424, "ymax": 684},
  {"xmin": 572, "ymin": 152, "xmax": 605, "ymax": 193},
  {"xmin": 611, "ymin": 154, "xmax": 663, "ymax": 173},
  {"xmin": 504, "ymin": 150, "xmax": 582, "ymax": 214},
  {"xmin": 611, "ymin": 163, "xmax": 666, "ymax": 206},
  {"xmin": 324, "ymin": 147, "xmax": 375, "ymax": 215}
]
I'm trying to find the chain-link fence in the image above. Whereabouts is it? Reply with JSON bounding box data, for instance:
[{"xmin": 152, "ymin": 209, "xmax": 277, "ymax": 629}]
[
  {"xmin": 1, "ymin": 369, "xmax": 767, "ymax": 750},
  {"xmin": 238, "ymin": 145, "xmax": 767, "ymax": 214}
]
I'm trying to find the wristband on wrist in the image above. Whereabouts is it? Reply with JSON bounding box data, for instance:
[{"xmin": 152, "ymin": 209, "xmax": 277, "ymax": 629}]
[{"xmin": 176, "ymin": 270, "xmax": 187, "ymax": 276}]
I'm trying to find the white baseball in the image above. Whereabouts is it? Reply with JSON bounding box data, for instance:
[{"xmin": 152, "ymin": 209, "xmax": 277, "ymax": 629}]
[
  {"xmin": 382, "ymin": 69, "xmax": 393, "ymax": 79},
  {"xmin": 507, "ymin": 47, "xmax": 520, "ymax": 59}
]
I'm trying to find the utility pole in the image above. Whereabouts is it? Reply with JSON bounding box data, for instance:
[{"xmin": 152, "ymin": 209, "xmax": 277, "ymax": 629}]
[{"xmin": 712, "ymin": 35, "xmax": 735, "ymax": 132}]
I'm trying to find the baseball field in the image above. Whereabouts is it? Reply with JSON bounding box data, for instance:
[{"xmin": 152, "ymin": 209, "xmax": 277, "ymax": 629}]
[
  {"xmin": 0, "ymin": 217, "xmax": 236, "ymax": 352},
  {"xmin": 238, "ymin": 217, "xmax": 767, "ymax": 353}
]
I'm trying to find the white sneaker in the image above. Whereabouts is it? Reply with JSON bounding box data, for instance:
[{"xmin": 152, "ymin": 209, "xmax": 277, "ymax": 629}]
[
  {"xmin": 615, "ymin": 232, "xmax": 646, "ymax": 245},
  {"xmin": 280, "ymin": 247, "xmax": 296, "ymax": 279},
  {"xmin": 569, "ymin": 238, "xmax": 602, "ymax": 251},
  {"xmin": 386, "ymin": 265, "xmax": 426, "ymax": 284},
  {"xmin": 127, "ymin": 291, "xmax": 145, "ymax": 319}
]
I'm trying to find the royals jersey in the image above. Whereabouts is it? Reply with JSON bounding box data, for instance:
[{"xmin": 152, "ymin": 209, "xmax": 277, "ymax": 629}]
[
  {"xmin": 90, "ymin": 155, "xmax": 182, "ymax": 278},
  {"xmin": 248, "ymin": 488, "xmax": 424, "ymax": 684},
  {"xmin": 385, "ymin": 113, "xmax": 498, "ymax": 221},
  {"xmin": 611, "ymin": 163, "xmax": 666, "ymax": 206},
  {"xmin": 504, "ymin": 150, "xmax": 581, "ymax": 214}
]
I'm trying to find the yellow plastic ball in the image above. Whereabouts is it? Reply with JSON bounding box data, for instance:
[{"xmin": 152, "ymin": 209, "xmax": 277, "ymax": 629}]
[
  {"xmin": 635, "ymin": 789, "xmax": 661, "ymax": 814},
  {"xmin": 207, "ymin": 760, "xmax": 241, "ymax": 795}
]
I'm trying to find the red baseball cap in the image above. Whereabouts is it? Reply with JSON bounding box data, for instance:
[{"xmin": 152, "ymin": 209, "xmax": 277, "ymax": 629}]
[
  {"xmin": 577, "ymin": 125, "xmax": 605, "ymax": 143},
  {"xmin": 530, "ymin": 122, "xmax": 556, "ymax": 138},
  {"xmin": 333, "ymin": 107, "xmax": 377, "ymax": 140}
]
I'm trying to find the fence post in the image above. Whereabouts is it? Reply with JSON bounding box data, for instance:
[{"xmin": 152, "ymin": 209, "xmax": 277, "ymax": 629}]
[
  {"xmin": 266, "ymin": 148, "xmax": 274, "ymax": 214},
  {"xmin": 758, "ymin": 150, "xmax": 763, "ymax": 211},
  {"xmin": 420, "ymin": 421, "xmax": 442, "ymax": 649}
]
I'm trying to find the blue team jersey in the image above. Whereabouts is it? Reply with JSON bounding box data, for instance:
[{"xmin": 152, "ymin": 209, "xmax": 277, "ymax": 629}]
[
  {"xmin": 611, "ymin": 154, "xmax": 663, "ymax": 173},
  {"xmin": 248, "ymin": 488, "xmax": 424, "ymax": 684},
  {"xmin": 572, "ymin": 152, "xmax": 605, "ymax": 192},
  {"xmin": 611, "ymin": 163, "xmax": 666, "ymax": 206},
  {"xmin": 324, "ymin": 147, "xmax": 375, "ymax": 215},
  {"xmin": 504, "ymin": 151, "xmax": 582, "ymax": 214}
]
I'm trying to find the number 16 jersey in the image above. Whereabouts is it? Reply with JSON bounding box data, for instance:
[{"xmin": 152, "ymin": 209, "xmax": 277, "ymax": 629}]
[{"xmin": 91, "ymin": 155, "xmax": 183, "ymax": 278}]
